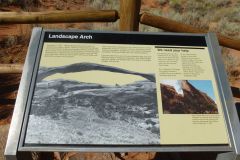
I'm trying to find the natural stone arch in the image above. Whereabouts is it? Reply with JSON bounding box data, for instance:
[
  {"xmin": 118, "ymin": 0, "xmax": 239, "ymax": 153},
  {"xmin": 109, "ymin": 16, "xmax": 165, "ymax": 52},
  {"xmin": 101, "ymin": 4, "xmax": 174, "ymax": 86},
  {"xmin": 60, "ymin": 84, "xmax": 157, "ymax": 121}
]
[{"xmin": 37, "ymin": 62, "xmax": 155, "ymax": 82}]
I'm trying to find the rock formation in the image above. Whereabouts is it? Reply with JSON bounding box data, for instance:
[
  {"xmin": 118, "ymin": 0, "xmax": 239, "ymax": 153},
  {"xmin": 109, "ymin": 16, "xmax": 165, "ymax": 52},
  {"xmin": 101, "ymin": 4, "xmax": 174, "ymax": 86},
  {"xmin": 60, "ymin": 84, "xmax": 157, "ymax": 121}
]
[
  {"xmin": 37, "ymin": 62, "xmax": 155, "ymax": 82},
  {"xmin": 161, "ymin": 80, "xmax": 218, "ymax": 114},
  {"xmin": 26, "ymin": 75, "xmax": 160, "ymax": 144}
]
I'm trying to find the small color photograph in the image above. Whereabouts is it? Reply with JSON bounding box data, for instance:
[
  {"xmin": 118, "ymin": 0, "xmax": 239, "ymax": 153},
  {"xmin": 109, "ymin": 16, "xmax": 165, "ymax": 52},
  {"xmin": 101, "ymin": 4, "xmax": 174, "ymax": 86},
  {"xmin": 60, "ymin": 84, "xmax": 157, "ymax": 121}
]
[{"xmin": 160, "ymin": 80, "xmax": 218, "ymax": 114}]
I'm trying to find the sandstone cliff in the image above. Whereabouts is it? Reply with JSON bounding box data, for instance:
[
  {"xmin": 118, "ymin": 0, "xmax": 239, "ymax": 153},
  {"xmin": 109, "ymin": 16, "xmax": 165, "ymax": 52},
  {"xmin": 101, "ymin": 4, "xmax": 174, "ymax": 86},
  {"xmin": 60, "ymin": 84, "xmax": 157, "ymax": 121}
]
[{"xmin": 161, "ymin": 80, "xmax": 218, "ymax": 114}]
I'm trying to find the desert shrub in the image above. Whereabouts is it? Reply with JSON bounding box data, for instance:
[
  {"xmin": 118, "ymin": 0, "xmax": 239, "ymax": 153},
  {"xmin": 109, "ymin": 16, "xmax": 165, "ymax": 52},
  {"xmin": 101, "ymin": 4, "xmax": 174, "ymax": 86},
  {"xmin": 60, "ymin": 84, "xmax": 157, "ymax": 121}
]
[
  {"xmin": 158, "ymin": 0, "xmax": 169, "ymax": 5},
  {"xmin": 217, "ymin": 18, "xmax": 240, "ymax": 39},
  {"xmin": 21, "ymin": 0, "xmax": 38, "ymax": 7},
  {"xmin": 0, "ymin": 0, "xmax": 17, "ymax": 4},
  {"xmin": 4, "ymin": 36, "xmax": 18, "ymax": 48},
  {"xmin": 139, "ymin": 24, "xmax": 163, "ymax": 32},
  {"xmin": 184, "ymin": 0, "xmax": 209, "ymax": 13},
  {"xmin": 169, "ymin": 0, "xmax": 183, "ymax": 13},
  {"xmin": 0, "ymin": 35, "xmax": 27, "ymax": 48},
  {"xmin": 181, "ymin": 11, "xmax": 200, "ymax": 26},
  {"xmin": 162, "ymin": 9, "xmax": 183, "ymax": 22},
  {"xmin": 210, "ymin": 8, "xmax": 230, "ymax": 22},
  {"xmin": 225, "ymin": 8, "xmax": 240, "ymax": 22},
  {"xmin": 92, "ymin": 21, "xmax": 119, "ymax": 31},
  {"xmin": 87, "ymin": 0, "xmax": 119, "ymax": 10},
  {"xmin": 0, "ymin": 0, "xmax": 38, "ymax": 9},
  {"xmin": 221, "ymin": 48, "xmax": 240, "ymax": 82},
  {"xmin": 6, "ymin": 0, "xmax": 15, "ymax": 3},
  {"xmin": 56, "ymin": 1, "xmax": 65, "ymax": 10},
  {"xmin": 211, "ymin": 0, "xmax": 231, "ymax": 7}
]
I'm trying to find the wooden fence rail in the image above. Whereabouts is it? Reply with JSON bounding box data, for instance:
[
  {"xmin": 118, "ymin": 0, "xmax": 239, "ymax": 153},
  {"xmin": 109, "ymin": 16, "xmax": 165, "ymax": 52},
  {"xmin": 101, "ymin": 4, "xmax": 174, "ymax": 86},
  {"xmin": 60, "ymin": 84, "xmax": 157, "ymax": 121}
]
[
  {"xmin": 0, "ymin": 64, "xmax": 23, "ymax": 74},
  {"xmin": 1, "ymin": 11, "xmax": 240, "ymax": 51},
  {"xmin": 140, "ymin": 13, "xmax": 240, "ymax": 51},
  {"xmin": 0, "ymin": 10, "xmax": 119, "ymax": 24}
]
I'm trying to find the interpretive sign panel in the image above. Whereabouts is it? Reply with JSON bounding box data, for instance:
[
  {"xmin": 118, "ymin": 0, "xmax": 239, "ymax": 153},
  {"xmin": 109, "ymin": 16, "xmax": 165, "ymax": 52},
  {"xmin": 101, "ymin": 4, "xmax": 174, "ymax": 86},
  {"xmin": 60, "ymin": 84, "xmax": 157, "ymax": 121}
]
[
  {"xmin": 8, "ymin": 28, "xmax": 240, "ymax": 160},
  {"xmin": 20, "ymin": 30, "xmax": 229, "ymax": 147}
]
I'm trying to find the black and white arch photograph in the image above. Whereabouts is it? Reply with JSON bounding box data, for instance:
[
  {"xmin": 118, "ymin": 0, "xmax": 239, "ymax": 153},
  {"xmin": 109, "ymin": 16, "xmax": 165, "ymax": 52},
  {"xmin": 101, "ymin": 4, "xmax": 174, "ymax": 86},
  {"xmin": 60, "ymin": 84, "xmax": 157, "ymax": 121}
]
[{"xmin": 24, "ymin": 62, "xmax": 160, "ymax": 145}]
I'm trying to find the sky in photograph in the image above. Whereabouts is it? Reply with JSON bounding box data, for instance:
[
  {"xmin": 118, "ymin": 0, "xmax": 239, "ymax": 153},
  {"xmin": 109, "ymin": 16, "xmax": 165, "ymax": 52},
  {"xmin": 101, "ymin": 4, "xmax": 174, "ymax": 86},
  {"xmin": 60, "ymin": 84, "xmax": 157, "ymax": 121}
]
[{"xmin": 189, "ymin": 80, "xmax": 215, "ymax": 101}]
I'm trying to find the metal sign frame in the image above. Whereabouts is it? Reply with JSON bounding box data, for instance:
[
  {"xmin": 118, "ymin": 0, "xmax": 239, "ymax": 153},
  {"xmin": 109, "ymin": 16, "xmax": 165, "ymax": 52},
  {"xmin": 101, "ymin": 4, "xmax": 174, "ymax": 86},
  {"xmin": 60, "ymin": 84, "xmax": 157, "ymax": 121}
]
[{"xmin": 4, "ymin": 28, "xmax": 240, "ymax": 160}]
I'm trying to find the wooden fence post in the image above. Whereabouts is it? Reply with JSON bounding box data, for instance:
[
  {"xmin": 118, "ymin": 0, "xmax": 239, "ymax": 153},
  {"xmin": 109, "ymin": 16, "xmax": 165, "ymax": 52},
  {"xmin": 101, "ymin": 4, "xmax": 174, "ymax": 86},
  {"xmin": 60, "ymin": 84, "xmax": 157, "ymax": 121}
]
[{"xmin": 119, "ymin": 0, "xmax": 141, "ymax": 31}]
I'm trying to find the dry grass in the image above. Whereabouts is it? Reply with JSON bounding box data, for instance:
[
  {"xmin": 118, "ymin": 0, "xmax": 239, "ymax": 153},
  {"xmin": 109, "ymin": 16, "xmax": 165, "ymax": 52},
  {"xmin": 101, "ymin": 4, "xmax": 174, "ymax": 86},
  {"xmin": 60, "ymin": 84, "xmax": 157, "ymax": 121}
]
[
  {"xmin": 142, "ymin": 0, "xmax": 240, "ymax": 38},
  {"xmin": 222, "ymin": 48, "xmax": 240, "ymax": 84}
]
